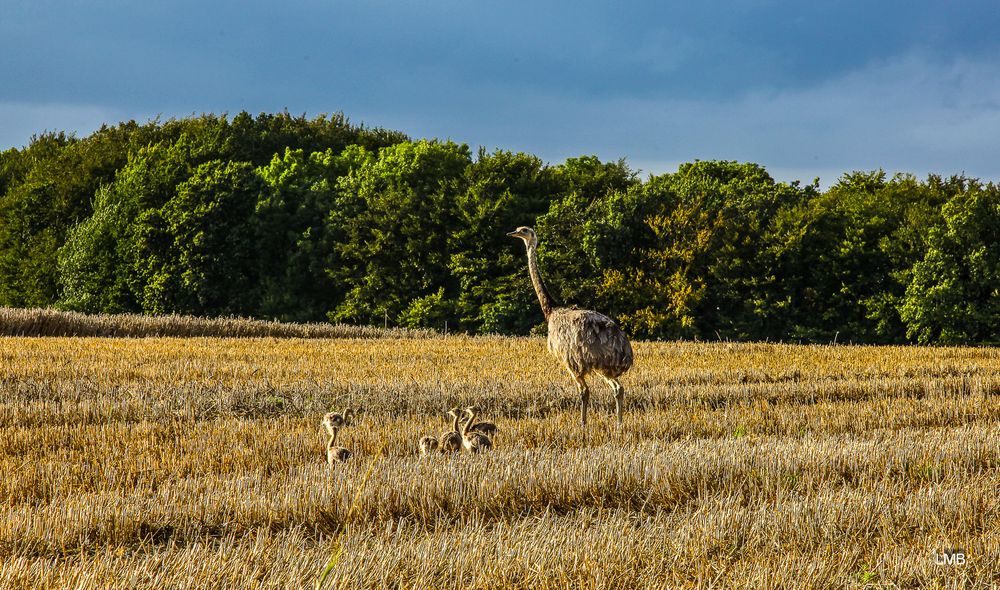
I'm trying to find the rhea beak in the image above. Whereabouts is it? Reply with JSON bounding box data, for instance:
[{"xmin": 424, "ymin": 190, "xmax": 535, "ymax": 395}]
[{"xmin": 506, "ymin": 231, "xmax": 519, "ymax": 237}]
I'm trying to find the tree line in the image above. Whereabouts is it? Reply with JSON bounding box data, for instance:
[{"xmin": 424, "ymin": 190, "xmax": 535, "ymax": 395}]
[{"xmin": 1, "ymin": 112, "xmax": 997, "ymax": 344}]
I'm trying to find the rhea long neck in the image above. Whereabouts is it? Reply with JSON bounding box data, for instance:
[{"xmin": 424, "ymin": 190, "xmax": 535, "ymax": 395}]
[{"xmin": 526, "ymin": 243, "xmax": 555, "ymax": 321}]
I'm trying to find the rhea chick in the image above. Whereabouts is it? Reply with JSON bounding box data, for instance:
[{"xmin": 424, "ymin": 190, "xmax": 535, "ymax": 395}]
[
  {"xmin": 438, "ymin": 407, "xmax": 464, "ymax": 454},
  {"xmin": 326, "ymin": 426, "xmax": 352, "ymax": 464},
  {"xmin": 321, "ymin": 410, "xmax": 347, "ymax": 434},
  {"xmin": 418, "ymin": 435, "xmax": 440, "ymax": 455},
  {"xmin": 461, "ymin": 407, "xmax": 493, "ymax": 453},
  {"xmin": 464, "ymin": 405, "xmax": 498, "ymax": 437},
  {"xmin": 344, "ymin": 406, "xmax": 365, "ymax": 426}
]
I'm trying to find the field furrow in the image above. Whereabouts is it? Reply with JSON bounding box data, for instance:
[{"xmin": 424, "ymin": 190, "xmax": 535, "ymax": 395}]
[{"xmin": 1, "ymin": 337, "xmax": 997, "ymax": 588}]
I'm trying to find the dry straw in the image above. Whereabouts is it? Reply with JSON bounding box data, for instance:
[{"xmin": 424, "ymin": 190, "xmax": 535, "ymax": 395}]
[
  {"xmin": 0, "ymin": 329, "xmax": 997, "ymax": 588},
  {"xmin": 0, "ymin": 307, "xmax": 434, "ymax": 338}
]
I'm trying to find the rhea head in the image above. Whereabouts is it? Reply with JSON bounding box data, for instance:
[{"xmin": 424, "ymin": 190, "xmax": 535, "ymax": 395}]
[
  {"xmin": 506, "ymin": 226, "xmax": 538, "ymax": 249},
  {"xmin": 321, "ymin": 412, "xmax": 345, "ymax": 434}
]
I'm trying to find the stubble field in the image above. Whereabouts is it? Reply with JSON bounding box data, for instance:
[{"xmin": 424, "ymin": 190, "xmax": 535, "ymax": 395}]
[{"xmin": 1, "ymin": 333, "xmax": 998, "ymax": 589}]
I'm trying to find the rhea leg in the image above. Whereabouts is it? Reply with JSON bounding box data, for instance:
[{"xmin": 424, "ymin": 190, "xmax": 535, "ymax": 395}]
[
  {"xmin": 601, "ymin": 376, "xmax": 625, "ymax": 424},
  {"xmin": 573, "ymin": 374, "xmax": 591, "ymax": 426},
  {"xmin": 612, "ymin": 379, "xmax": 625, "ymax": 424}
]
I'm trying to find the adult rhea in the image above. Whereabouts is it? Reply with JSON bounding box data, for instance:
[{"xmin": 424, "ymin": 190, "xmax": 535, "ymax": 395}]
[{"xmin": 507, "ymin": 226, "xmax": 633, "ymax": 425}]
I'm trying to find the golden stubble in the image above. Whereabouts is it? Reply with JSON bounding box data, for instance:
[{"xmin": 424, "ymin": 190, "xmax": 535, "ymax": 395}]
[{"xmin": 0, "ymin": 336, "xmax": 997, "ymax": 588}]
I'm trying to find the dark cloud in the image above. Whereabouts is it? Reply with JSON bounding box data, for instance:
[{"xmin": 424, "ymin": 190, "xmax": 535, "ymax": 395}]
[{"xmin": 2, "ymin": 0, "xmax": 999, "ymax": 185}]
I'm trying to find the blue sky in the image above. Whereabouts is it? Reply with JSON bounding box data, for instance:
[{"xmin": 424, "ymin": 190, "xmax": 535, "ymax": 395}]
[{"xmin": 3, "ymin": 0, "xmax": 999, "ymax": 186}]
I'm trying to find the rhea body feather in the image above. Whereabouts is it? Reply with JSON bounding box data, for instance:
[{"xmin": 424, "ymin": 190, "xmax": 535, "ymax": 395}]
[{"xmin": 547, "ymin": 307, "xmax": 633, "ymax": 379}]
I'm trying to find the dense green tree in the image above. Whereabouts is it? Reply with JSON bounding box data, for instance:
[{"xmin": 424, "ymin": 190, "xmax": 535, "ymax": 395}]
[
  {"xmin": 448, "ymin": 148, "xmax": 561, "ymax": 333},
  {"xmin": 596, "ymin": 178, "xmax": 718, "ymax": 339},
  {"xmin": 539, "ymin": 161, "xmax": 808, "ymax": 340},
  {"xmin": 162, "ymin": 160, "xmax": 263, "ymax": 314},
  {"xmin": 554, "ymin": 155, "xmax": 637, "ymax": 200},
  {"xmin": 769, "ymin": 172, "xmax": 951, "ymax": 342},
  {"xmin": 662, "ymin": 161, "xmax": 811, "ymax": 340},
  {"xmin": 328, "ymin": 140, "xmax": 471, "ymax": 326},
  {"xmin": 900, "ymin": 182, "xmax": 1000, "ymax": 344},
  {"xmin": 0, "ymin": 124, "xmax": 166, "ymax": 306},
  {"xmin": 532, "ymin": 156, "xmax": 640, "ymax": 313},
  {"xmin": 225, "ymin": 110, "xmax": 406, "ymax": 165},
  {"xmin": 0, "ymin": 132, "xmax": 84, "ymax": 306},
  {"xmin": 57, "ymin": 138, "xmax": 198, "ymax": 312},
  {"xmin": 58, "ymin": 185, "xmax": 138, "ymax": 313},
  {"xmin": 5, "ymin": 112, "xmax": 1000, "ymax": 344},
  {"xmin": 52, "ymin": 113, "xmax": 404, "ymax": 317},
  {"xmin": 254, "ymin": 146, "xmax": 370, "ymax": 321}
]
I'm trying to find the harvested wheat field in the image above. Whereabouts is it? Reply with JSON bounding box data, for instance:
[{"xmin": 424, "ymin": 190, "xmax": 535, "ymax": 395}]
[{"xmin": 1, "ymin": 334, "xmax": 998, "ymax": 589}]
